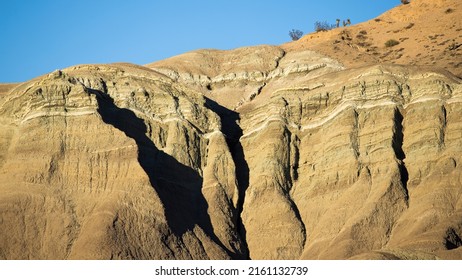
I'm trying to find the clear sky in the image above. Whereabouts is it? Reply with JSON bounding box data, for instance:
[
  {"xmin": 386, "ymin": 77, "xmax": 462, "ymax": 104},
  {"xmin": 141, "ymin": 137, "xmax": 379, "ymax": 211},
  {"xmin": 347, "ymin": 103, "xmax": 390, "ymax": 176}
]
[{"xmin": 0, "ymin": 0, "xmax": 399, "ymax": 83}]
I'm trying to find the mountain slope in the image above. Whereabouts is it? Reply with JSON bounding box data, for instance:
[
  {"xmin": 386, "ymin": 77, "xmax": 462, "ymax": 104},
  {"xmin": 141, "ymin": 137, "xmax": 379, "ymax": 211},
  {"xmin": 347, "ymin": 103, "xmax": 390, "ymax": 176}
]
[{"xmin": 284, "ymin": 0, "xmax": 462, "ymax": 77}]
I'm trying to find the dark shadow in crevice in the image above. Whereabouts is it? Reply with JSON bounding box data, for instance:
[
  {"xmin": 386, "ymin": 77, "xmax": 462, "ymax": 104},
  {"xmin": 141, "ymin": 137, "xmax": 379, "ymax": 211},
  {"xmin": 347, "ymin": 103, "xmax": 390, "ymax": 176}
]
[
  {"xmin": 445, "ymin": 228, "xmax": 462, "ymax": 250},
  {"xmin": 393, "ymin": 108, "xmax": 409, "ymax": 198},
  {"xmin": 204, "ymin": 98, "xmax": 250, "ymax": 259},
  {"xmin": 91, "ymin": 90, "xmax": 236, "ymax": 258},
  {"xmin": 393, "ymin": 109, "xmax": 406, "ymax": 160}
]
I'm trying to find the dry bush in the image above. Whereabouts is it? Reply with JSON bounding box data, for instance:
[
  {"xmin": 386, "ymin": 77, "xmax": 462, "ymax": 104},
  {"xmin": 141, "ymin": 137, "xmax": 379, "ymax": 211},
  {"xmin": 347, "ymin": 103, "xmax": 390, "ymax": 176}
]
[
  {"xmin": 315, "ymin": 21, "xmax": 336, "ymax": 32},
  {"xmin": 405, "ymin": 23, "xmax": 414, "ymax": 29},
  {"xmin": 385, "ymin": 39, "xmax": 400, "ymax": 47},
  {"xmin": 289, "ymin": 29, "xmax": 303, "ymax": 41}
]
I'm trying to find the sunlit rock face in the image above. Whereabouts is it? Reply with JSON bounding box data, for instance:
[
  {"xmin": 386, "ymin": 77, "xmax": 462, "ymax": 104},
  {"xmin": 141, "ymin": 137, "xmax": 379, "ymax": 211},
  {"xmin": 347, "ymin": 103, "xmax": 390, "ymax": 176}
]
[{"xmin": 0, "ymin": 65, "xmax": 243, "ymax": 259}]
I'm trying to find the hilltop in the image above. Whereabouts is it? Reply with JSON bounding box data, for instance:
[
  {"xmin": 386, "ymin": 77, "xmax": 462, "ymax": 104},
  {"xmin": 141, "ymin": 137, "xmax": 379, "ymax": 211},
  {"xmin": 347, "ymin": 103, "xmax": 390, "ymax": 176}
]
[{"xmin": 284, "ymin": 0, "xmax": 462, "ymax": 77}]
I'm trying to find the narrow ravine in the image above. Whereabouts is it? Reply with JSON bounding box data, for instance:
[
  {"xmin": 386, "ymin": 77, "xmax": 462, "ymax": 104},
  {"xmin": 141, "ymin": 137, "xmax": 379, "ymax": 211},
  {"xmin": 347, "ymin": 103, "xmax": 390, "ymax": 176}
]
[
  {"xmin": 205, "ymin": 97, "xmax": 251, "ymax": 259},
  {"xmin": 392, "ymin": 107, "xmax": 409, "ymax": 200},
  {"xmin": 91, "ymin": 88, "xmax": 237, "ymax": 258}
]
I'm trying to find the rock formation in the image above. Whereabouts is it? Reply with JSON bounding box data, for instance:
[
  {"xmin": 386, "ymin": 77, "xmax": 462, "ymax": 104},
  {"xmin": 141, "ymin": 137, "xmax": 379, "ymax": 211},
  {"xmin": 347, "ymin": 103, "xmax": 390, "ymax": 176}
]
[{"xmin": 0, "ymin": 0, "xmax": 461, "ymax": 259}]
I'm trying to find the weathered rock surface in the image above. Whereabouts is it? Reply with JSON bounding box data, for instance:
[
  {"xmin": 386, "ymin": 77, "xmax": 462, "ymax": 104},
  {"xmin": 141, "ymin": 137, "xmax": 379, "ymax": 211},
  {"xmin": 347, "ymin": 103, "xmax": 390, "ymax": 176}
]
[
  {"xmin": 0, "ymin": 64, "xmax": 245, "ymax": 259},
  {"xmin": 238, "ymin": 65, "xmax": 462, "ymax": 259},
  {"xmin": 147, "ymin": 46, "xmax": 343, "ymax": 111},
  {"xmin": 1, "ymin": 0, "xmax": 462, "ymax": 260}
]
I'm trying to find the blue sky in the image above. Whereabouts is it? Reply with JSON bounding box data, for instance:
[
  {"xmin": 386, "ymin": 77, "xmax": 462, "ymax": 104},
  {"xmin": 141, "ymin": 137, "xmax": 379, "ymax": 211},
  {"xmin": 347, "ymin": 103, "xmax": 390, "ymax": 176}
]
[{"xmin": 0, "ymin": 0, "xmax": 398, "ymax": 83}]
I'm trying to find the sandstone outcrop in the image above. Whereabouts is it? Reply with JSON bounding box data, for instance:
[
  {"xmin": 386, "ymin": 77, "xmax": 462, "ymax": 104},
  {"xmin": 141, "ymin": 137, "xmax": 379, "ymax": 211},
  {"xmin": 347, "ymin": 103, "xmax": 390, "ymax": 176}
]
[
  {"xmin": 238, "ymin": 65, "xmax": 462, "ymax": 259},
  {"xmin": 0, "ymin": 64, "xmax": 246, "ymax": 259},
  {"xmin": 1, "ymin": 0, "xmax": 461, "ymax": 259}
]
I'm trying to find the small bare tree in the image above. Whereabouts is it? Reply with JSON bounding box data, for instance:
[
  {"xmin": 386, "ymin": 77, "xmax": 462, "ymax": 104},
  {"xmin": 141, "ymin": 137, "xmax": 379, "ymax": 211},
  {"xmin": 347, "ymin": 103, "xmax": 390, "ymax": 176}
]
[
  {"xmin": 342, "ymin": 19, "xmax": 352, "ymax": 27},
  {"xmin": 289, "ymin": 29, "xmax": 304, "ymax": 41},
  {"xmin": 315, "ymin": 21, "xmax": 336, "ymax": 32}
]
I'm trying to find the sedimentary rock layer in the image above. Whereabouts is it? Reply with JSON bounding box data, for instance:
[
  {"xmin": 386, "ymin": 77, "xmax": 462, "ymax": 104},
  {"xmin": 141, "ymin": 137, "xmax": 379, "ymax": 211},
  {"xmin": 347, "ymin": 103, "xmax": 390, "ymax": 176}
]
[
  {"xmin": 0, "ymin": 64, "xmax": 245, "ymax": 259},
  {"xmin": 1, "ymin": 57, "xmax": 461, "ymax": 260},
  {"xmin": 238, "ymin": 64, "xmax": 462, "ymax": 259}
]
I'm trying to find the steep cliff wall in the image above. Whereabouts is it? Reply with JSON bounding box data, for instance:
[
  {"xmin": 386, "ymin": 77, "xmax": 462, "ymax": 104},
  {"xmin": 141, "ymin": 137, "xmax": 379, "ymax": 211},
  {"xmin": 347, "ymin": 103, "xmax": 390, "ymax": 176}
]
[
  {"xmin": 1, "ymin": 59, "xmax": 461, "ymax": 260},
  {"xmin": 238, "ymin": 65, "xmax": 462, "ymax": 259},
  {"xmin": 0, "ymin": 64, "xmax": 246, "ymax": 259}
]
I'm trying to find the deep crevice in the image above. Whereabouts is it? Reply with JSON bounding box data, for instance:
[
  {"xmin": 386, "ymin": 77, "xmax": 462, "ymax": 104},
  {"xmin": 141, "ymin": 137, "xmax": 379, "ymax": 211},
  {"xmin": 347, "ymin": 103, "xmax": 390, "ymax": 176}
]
[
  {"xmin": 445, "ymin": 228, "xmax": 462, "ymax": 250},
  {"xmin": 249, "ymin": 82, "xmax": 266, "ymax": 102},
  {"xmin": 392, "ymin": 108, "xmax": 409, "ymax": 198},
  {"xmin": 204, "ymin": 98, "xmax": 250, "ymax": 260},
  {"xmin": 291, "ymin": 135, "xmax": 300, "ymax": 181},
  {"xmin": 274, "ymin": 49, "xmax": 286, "ymax": 69},
  {"xmin": 91, "ymin": 89, "xmax": 238, "ymax": 259},
  {"xmin": 288, "ymin": 198, "xmax": 307, "ymax": 249},
  {"xmin": 440, "ymin": 105, "xmax": 447, "ymax": 149},
  {"xmin": 286, "ymin": 130, "xmax": 307, "ymax": 250}
]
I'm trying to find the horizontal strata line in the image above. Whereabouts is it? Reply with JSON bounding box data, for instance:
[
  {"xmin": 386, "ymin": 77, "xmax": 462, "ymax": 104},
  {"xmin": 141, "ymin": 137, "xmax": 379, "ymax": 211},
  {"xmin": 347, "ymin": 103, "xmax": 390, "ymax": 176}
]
[
  {"xmin": 21, "ymin": 109, "xmax": 97, "ymax": 123},
  {"xmin": 152, "ymin": 62, "xmax": 342, "ymax": 84},
  {"xmin": 20, "ymin": 106, "xmax": 187, "ymax": 126},
  {"xmin": 241, "ymin": 100, "xmax": 397, "ymax": 139},
  {"xmin": 20, "ymin": 106, "xmax": 222, "ymax": 139},
  {"xmin": 403, "ymin": 96, "xmax": 462, "ymax": 108},
  {"xmin": 241, "ymin": 98, "xmax": 462, "ymax": 139},
  {"xmin": 90, "ymin": 144, "xmax": 137, "ymax": 154},
  {"xmin": 129, "ymin": 107, "xmax": 184, "ymax": 125},
  {"xmin": 271, "ymin": 84, "xmax": 326, "ymax": 95},
  {"xmin": 300, "ymin": 100, "xmax": 397, "ymax": 130},
  {"xmin": 128, "ymin": 107, "xmax": 221, "ymax": 138},
  {"xmin": 240, "ymin": 117, "xmax": 298, "ymax": 140}
]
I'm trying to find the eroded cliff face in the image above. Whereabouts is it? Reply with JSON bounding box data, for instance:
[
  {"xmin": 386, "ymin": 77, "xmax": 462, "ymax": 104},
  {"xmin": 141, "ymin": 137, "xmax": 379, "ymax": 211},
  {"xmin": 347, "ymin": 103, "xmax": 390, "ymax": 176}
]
[
  {"xmin": 1, "ymin": 52, "xmax": 461, "ymax": 260},
  {"xmin": 238, "ymin": 65, "xmax": 462, "ymax": 260},
  {"xmin": 0, "ymin": 64, "xmax": 246, "ymax": 259},
  {"xmin": 147, "ymin": 42, "xmax": 462, "ymax": 259}
]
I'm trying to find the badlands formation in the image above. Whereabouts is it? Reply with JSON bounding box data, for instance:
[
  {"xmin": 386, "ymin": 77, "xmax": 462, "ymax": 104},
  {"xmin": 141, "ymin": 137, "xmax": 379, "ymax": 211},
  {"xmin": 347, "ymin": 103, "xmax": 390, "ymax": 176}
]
[{"xmin": 1, "ymin": 0, "xmax": 462, "ymax": 259}]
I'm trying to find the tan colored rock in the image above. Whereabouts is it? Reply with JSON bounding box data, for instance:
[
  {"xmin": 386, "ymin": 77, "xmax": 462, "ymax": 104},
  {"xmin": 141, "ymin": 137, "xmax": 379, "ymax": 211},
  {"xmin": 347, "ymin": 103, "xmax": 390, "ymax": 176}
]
[
  {"xmin": 239, "ymin": 65, "xmax": 462, "ymax": 259},
  {"xmin": 0, "ymin": 64, "xmax": 245, "ymax": 259},
  {"xmin": 147, "ymin": 47, "xmax": 343, "ymax": 111}
]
